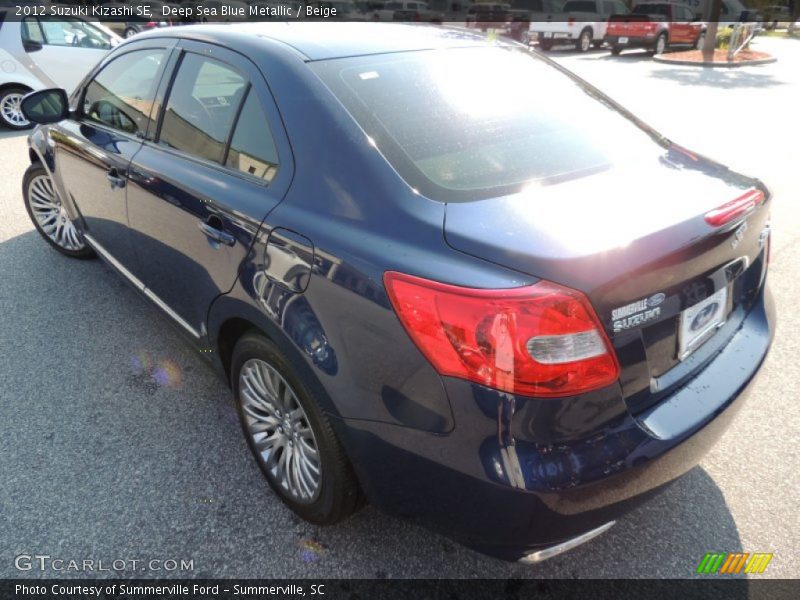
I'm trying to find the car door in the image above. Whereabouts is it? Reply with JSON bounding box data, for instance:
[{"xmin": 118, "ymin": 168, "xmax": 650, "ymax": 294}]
[
  {"xmin": 673, "ymin": 6, "xmax": 697, "ymax": 43},
  {"xmin": 53, "ymin": 40, "xmax": 175, "ymax": 272},
  {"xmin": 125, "ymin": 40, "xmax": 293, "ymax": 338},
  {"xmin": 20, "ymin": 17, "xmax": 117, "ymax": 93}
]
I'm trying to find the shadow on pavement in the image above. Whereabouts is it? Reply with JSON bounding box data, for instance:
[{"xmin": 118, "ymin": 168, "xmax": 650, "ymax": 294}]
[
  {"xmin": 0, "ymin": 230, "xmax": 745, "ymax": 578},
  {"xmin": 0, "ymin": 128, "xmax": 30, "ymax": 140},
  {"xmin": 649, "ymin": 65, "xmax": 787, "ymax": 89}
]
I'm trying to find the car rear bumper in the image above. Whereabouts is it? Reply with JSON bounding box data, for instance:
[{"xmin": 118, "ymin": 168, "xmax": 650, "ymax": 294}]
[
  {"xmin": 537, "ymin": 31, "xmax": 578, "ymax": 41},
  {"xmin": 335, "ymin": 283, "xmax": 774, "ymax": 560},
  {"xmin": 605, "ymin": 34, "xmax": 658, "ymax": 49}
]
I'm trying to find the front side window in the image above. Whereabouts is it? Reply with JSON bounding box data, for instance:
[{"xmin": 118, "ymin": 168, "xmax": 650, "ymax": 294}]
[
  {"xmin": 225, "ymin": 90, "xmax": 279, "ymax": 182},
  {"xmin": 83, "ymin": 48, "xmax": 166, "ymax": 136},
  {"xmin": 158, "ymin": 53, "xmax": 247, "ymax": 164}
]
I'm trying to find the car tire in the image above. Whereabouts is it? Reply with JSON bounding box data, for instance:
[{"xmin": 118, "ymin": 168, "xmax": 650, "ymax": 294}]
[
  {"xmin": 695, "ymin": 31, "xmax": 706, "ymax": 50},
  {"xmin": 232, "ymin": 332, "xmax": 362, "ymax": 525},
  {"xmin": 23, "ymin": 163, "xmax": 95, "ymax": 259},
  {"xmin": 124, "ymin": 27, "xmax": 140, "ymax": 38},
  {"xmin": 611, "ymin": 45, "xmax": 623, "ymax": 55},
  {"xmin": 577, "ymin": 28, "xmax": 593, "ymax": 52},
  {"xmin": 0, "ymin": 86, "xmax": 33, "ymax": 130},
  {"xmin": 539, "ymin": 40, "xmax": 553, "ymax": 51},
  {"xmin": 654, "ymin": 32, "xmax": 668, "ymax": 55}
]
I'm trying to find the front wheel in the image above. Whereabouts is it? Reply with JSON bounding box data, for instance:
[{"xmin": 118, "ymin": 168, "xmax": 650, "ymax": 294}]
[
  {"xmin": 232, "ymin": 333, "xmax": 361, "ymax": 525},
  {"xmin": 23, "ymin": 164, "xmax": 95, "ymax": 258},
  {"xmin": 0, "ymin": 86, "xmax": 32, "ymax": 130},
  {"xmin": 538, "ymin": 40, "xmax": 553, "ymax": 51}
]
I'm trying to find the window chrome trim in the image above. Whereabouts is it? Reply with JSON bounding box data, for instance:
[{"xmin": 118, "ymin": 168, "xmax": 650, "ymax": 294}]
[{"xmin": 84, "ymin": 234, "xmax": 201, "ymax": 339}]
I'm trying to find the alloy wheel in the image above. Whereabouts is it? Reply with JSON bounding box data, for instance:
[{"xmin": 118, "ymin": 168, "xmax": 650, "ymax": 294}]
[
  {"xmin": 580, "ymin": 31, "xmax": 592, "ymax": 52},
  {"xmin": 656, "ymin": 34, "xmax": 667, "ymax": 55},
  {"xmin": 0, "ymin": 92, "xmax": 29, "ymax": 128},
  {"xmin": 239, "ymin": 358, "xmax": 322, "ymax": 503},
  {"xmin": 27, "ymin": 174, "xmax": 86, "ymax": 251}
]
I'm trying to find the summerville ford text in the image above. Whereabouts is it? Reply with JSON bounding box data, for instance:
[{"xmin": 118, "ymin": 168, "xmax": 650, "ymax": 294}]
[{"xmin": 15, "ymin": 584, "xmax": 324, "ymax": 597}]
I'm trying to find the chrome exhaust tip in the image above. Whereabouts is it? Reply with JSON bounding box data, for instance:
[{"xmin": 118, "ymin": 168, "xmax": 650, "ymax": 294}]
[{"xmin": 518, "ymin": 521, "xmax": 615, "ymax": 564}]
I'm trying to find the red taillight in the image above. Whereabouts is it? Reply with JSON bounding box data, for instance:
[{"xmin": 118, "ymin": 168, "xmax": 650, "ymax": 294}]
[
  {"xmin": 384, "ymin": 273, "xmax": 620, "ymax": 398},
  {"xmin": 705, "ymin": 188, "xmax": 765, "ymax": 227}
]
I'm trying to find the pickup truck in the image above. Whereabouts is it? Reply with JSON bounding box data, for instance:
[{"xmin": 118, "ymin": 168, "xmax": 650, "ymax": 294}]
[
  {"xmin": 372, "ymin": 1, "xmax": 437, "ymax": 21},
  {"xmin": 605, "ymin": 2, "xmax": 706, "ymax": 55},
  {"xmin": 528, "ymin": 0, "xmax": 630, "ymax": 52}
]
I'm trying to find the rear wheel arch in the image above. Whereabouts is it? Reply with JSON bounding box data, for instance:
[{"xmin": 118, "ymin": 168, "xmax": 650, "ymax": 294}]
[
  {"xmin": 217, "ymin": 317, "xmax": 259, "ymax": 384},
  {"xmin": 210, "ymin": 300, "xmax": 341, "ymax": 418}
]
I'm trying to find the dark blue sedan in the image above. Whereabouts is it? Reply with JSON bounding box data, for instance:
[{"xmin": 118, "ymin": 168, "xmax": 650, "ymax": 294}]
[{"xmin": 20, "ymin": 23, "xmax": 774, "ymax": 562}]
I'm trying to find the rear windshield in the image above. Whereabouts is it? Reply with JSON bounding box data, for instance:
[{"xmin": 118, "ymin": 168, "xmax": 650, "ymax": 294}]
[
  {"xmin": 633, "ymin": 4, "xmax": 669, "ymax": 15},
  {"xmin": 311, "ymin": 46, "xmax": 665, "ymax": 202},
  {"xmin": 563, "ymin": 1, "xmax": 597, "ymax": 11}
]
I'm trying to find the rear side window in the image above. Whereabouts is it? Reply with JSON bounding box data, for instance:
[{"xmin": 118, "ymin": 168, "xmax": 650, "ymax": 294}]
[
  {"xmin": 158, "ymin": 53, "xmax": 247, "ymax": 164},
  {"xmin": 83, "ymin": 48, "xmax": 167, "ymax": 137},
  {"xmin": 224, "ymin": 90, "xmax": 279, "ymax": 182},
  {"xmin": 312, "ymin": 47, "xmax": 666, "ymax": 202}
]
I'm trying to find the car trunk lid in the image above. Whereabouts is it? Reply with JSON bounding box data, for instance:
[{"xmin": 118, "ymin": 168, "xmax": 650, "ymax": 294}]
[{"xmin": 443, "ymin": 149, "xmax": 771, "ymax": 412}]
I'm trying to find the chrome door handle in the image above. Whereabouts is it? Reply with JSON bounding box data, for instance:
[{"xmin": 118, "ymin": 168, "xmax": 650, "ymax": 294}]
[
  {"xmin": 199, "ymin": 220, "xmax": 235, "ymax": 247},
  {"xmin": 106, "ymin": 167, "xmax": 125, "ymax": 189}
]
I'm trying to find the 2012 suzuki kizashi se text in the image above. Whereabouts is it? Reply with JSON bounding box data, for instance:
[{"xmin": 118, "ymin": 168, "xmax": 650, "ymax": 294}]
[{"xmin": 20, "ymin": 23, "xmax": 774, "ymax": 562}]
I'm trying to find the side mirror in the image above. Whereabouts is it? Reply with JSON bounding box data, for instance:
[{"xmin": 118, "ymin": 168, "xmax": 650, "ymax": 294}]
[
  {"xmin": 22, "ymin": 39, "xmax": 43, "ymax": 53},
  {"xmin": 21, "ymin": 88, "xmax": 70, "ymax": 125}
]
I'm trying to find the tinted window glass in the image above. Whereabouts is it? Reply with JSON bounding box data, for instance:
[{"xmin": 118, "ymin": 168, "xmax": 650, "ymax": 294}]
[
  {"xmin": 159, "ymin": 53, "xmax": 247, "ymax": 164},
  {"xmin": 21, "ymin": 18, "xmax": 44, "ymax": 44},
  {"xmin": 633, "ymin": 3, "xmax": 669, "ymax": 16},
  {"xmin": 39, "ymin": 19, "xmax": 113, "ymax": 49},
  {"xmin": 83, "ymin": 48, "xmax": 166, "ymax": 136},
  {"xmin": 563, "ymin": 1, "xmax": 597, "ymax": 12},
  {"xmin": 225, "ymin": 91, "xmax": 279, "ymax": 182},
  {"xmin": 312, "ymin": 47, "xmax": 666, "ymax": 202}
]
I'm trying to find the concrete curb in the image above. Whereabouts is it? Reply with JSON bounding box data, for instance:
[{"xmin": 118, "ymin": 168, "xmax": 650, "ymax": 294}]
[{"xmin": 653, "ymin": 54, "xmax": 777, "ymax": 67}]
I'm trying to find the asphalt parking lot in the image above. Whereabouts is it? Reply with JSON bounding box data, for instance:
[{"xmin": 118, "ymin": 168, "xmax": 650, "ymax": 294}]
[{"xmin": 1, "ymin": 35, "xmax": 798, "ymax": 579}]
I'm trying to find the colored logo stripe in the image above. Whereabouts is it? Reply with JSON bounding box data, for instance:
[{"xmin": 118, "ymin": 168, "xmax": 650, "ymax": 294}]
[{"xmin": 697, "ymin": 553, "xmax": 773, "ymax": 574}]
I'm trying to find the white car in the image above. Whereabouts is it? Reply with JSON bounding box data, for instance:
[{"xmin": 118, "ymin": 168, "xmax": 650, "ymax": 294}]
[
  {"xmin": 0, "ymin": 11, "xmax": 120, "ymax": 129},
  {"xmin": 372, "ymin": 1, "xmax": 433, "ymax": 21},
  {"xmin": 529, "ymin": 0, "xmax": 631, "ymax": 52}
]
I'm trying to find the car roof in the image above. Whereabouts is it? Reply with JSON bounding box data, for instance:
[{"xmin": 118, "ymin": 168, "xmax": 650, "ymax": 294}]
[{"xmin": 136, "ymin": 22, "xmax": 510, "ymax": 61}]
